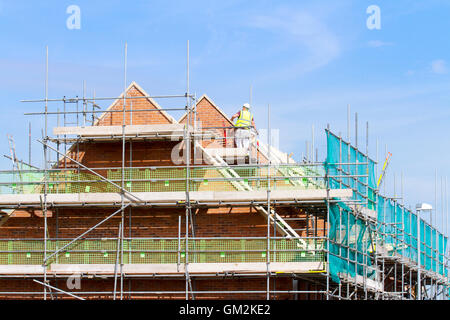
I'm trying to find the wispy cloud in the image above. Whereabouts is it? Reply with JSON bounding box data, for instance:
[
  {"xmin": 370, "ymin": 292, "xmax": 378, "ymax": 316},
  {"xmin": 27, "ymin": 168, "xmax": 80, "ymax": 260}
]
[
  {"xmin": 248, "ymin": 8, "xmax": 340, "ymax": 78},
  {"xmin": 367, "ymin": 40, "xmax": 394, "ymax": 48},
  {"xmin": 431, "ymin": 59, "xmax": 447, "ymax": 74}
]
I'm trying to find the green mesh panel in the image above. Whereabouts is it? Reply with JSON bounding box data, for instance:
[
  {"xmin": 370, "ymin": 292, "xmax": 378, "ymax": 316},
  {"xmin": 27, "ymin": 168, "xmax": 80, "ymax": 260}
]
[
  {"xmin": 0, "ymin": 238, "xmax": 325, "ymax": 265},
  {"xmin": 0, "ymin": 165, "xmax": 326, "ymax": 195}
]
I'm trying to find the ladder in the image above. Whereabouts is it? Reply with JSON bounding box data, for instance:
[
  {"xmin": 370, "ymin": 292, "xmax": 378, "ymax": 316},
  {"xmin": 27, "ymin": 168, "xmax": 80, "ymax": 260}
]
[
  {"xmin": 377, "ymin": 152, "xmax": 392, "ymax": 190},
  {"xmin": 7, "ymin": 134, "xmax": 24, "ymax": 193},
  {"xmin": 252, "ymin": 141, "xmax": 326, "ymax": 251},
  {"xmin": 257, "ymin": 142, "xmax": 301, "ymax": 187},
  {"xmin": 256, "ymin": 140, "xmax": 324, "ymax": 189},
  {"xmin": 198, "ymin": 143, "xmax": 305, "ymax": 246}
]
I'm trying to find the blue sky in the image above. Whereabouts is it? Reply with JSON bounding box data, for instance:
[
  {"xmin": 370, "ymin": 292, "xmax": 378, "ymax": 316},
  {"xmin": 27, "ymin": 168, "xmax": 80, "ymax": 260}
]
[{"xmin": 0, "ymin": 0, "xmax": 449, "ymax": 231}]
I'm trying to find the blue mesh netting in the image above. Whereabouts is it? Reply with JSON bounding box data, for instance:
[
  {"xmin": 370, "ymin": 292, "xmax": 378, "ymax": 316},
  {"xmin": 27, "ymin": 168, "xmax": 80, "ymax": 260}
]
[
  {"xmin": 328, "ymin": 201, "xmax": 376, "ymax": 284},
  {"xmin": 326, "ymin": 130, "xmax": 376, "ymax": 209},
  {"xmin": 325, "ymin": 129, "xmax": 448, "ymax": 285},
  {"xmin": 0, "ymin": 163, "xmax": 44, "ymax": 195}
]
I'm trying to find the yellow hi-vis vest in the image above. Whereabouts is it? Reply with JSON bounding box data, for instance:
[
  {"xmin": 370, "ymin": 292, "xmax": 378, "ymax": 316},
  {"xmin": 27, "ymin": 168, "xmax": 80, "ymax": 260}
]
[{"xmin": 235, "ymin": 110, "xmax": 253, "ymax": 129}]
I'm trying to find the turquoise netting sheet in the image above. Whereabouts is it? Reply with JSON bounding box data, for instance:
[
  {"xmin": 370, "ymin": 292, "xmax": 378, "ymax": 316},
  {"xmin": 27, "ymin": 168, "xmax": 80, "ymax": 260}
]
[
  {"xmin": 326, "ymin": 129, "xmax": 448, "ymax": 285},
  {"xmin": 328, "ymin": 201, "xmax": 376, "ymax": 284}
]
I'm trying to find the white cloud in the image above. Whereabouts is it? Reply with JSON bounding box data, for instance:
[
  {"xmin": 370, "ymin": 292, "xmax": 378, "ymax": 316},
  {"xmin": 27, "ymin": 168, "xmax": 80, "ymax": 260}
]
[
  {"xmin": 431, "ymin": 59, "xmax": 447, "ymax": 74},
  {"xmin": 248, "ymin": 9, "xmax": 340, "ymax": 78},
  {"xmin": 367, "ymin": 40, "xmax": 393, "ymax": 48}
]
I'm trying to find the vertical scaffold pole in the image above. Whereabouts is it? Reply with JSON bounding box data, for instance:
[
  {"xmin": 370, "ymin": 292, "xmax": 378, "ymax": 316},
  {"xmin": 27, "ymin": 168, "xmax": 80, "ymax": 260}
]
[
  {"xmin": 178, "ymin": 215, "xmax": 181, "ymax": 272},
  {"xmin": 347, "ymin": 129, "xmax": 351, "ymax": 299},
  {"xmin": 347, "ymin": 104, "xmax": 350, "ymax": 142},
  {"xmin": 435, "ymin": 170, "xmax": 437, "ymax": 227},
  {"xmin": 441, "ymin": 175, "xmax": 445, "ymax": 299},
  {"xmin": 266, "ymin": 104, "xmax": 271, "ymax": 300},
  {"xmin": 120, "ymin": 41, "xmax": 128, "ymax": 300},
  {"xmin": 338, "ymin": 132, "xmax": 343, "ymax": 300},
  {"xmin": 184, "ymin": 40, "xmax": 194, "ymax": 300},
  {"xmin": 365, "ymin": 121, "xmax": 369, "ymax": 299},
  {"xmin": 63, "ymin": 97, "xmax": 67, "ymax": 168},
  {"xmin": 28, "ymin": 122, "xmax": 32, "ymax": 165},
  {"xmin": 82, "ymin": 80, "xmax": 86, "ymax": 126},
  {"xmin": 128, "ymin": 101, "xmax": 133, "ymax": 279},
  {"xmin": 355, "ymin": 112, "xmax": 358, "ymax": 149},
  {"xmin": 92, "ymin": 89, "xmax": 96, "ymax": 125},
  {"xmin": 43, "ymin": 45, "xmax": 49, "ymax": 301},
  {"xmin": 185, "ymin": 39, "xmax": 190, "ymax": 300},
  {"xmin": 354, "ymin": 113, "xmax": 358, "ymax": 299},
  {"xmin": 113, "ymin": 222, "xmax": 122, "ymax": 300},
  {"xmin": 325, "ymin": 129, "xmax": 330, "ymax": 300},
  {"xmin": 446, "ymin": 177, "xmax": 449, "ymax": 300},
  {"xmin": 375, "ymin": 138, "xmax": 380, "ymax": 300},
  {"xmin": 417, "ymin": 208, "xmax": 422, "ymax": 300},
  {"xmin": 311, "ymin": 124, "xmax": 314, "ymax": 164},
  {"xmin": 409, "ymin": 210, "xmax": 413, "ymax": 299}
]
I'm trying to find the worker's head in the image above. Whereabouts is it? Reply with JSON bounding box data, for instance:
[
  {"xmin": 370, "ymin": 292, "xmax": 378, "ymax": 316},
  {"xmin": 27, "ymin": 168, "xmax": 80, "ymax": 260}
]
[{"xmin": 242, "ymin": 103, "xmax": 250, "ymax": 111}]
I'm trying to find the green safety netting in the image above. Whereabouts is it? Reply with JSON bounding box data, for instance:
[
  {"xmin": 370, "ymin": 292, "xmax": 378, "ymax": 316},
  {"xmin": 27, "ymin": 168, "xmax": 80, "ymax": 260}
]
[
  {"xmin": 328, "ymin": 201, "xmax": 376, "ymax": 284},
  {"xmin": 373, "ymin": 177, "xmax": 447, "ymax": 276},
  {"xmin": 0, "ymin": 162, "xmax": 44, "ymax": 195},
  {"xmin": 0, "ymin": 238, "xmax": 325, "ymax": 265},
  {"xmin": 0, "ymin": 165, "xmax": 326, "ymax": 195},
  {"xmin": 326, "ymin": 130, "xmax": 377, "ymax": 209},
  {"xmin": 326, "ymin": 129, "xmax": 448, "ymax": 286}
]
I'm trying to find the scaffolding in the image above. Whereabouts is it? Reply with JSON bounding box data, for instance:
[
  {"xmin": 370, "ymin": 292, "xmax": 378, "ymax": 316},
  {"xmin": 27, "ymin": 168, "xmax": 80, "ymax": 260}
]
[{"xmin": 0, "ymin": 43, "xmax": 448, "ymax": 300}]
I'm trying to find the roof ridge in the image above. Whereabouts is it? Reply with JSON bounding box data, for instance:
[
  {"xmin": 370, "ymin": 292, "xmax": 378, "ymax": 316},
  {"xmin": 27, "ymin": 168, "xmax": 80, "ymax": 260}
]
[
  {"xmin": 94, "ymin": 81, "xmax": 177, "ymax": 126},
  {"xmin": 178, "ymin": 94, "xmax": 233, "ymax": 125}
]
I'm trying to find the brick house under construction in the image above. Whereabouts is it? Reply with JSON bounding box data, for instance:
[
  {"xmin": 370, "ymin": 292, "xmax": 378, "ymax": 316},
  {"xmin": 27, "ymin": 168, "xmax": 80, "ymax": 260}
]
[{"xmin": 0, "ymin": 82, "xmax": 448, "ymax": 300}]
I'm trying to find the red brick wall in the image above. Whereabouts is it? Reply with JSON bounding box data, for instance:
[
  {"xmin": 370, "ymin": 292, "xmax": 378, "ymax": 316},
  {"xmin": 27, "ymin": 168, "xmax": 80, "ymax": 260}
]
[
  {"xmin": 0, "ymin": 204, "xmax": 327, "ymax": 300},
  {"xmin": 180, "ymin": 96, "xmax": 267, "ymax": 163},
  {"xmin": 0, "ymin": 277, "xmax": 325, "ymax": 300},
  {"xmin": 180, "ymin": 96, "xmax": 234, "ymax": 149},
  {"xmin": 275, "ymin": 207, "xmax": 327, "ymax": 238},
  {"xmin": 61, "ymin": 141, "xmax": 180, "ymax": 169},
  {"xmin": 181, "ymin": 96, "xmax": 233, "ymax": 130},
  {"xmin": 0, "ymin": 85, "xmax": 324, "ymax": 299},
  {"xmin": 97, "ymin": 84, "xmax": 173, "ymax": 126},
  {"xmin": 0, "ymin": 206, "xmax": 284, "ymax": 239}
]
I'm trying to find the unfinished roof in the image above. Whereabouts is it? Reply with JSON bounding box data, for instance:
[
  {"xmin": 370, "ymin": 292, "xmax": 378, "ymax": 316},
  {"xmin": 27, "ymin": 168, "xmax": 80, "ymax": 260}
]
[
  {"xmin": 179, "ymin": 94, "xmax": 234, "ymax": 127},
  {"xmin": 52, "ymin": 124, "xmax": 190, "ymax": 141},
  {"xmin": 95, "ymin": 81, "xmax": 177, "ymax": 126}
]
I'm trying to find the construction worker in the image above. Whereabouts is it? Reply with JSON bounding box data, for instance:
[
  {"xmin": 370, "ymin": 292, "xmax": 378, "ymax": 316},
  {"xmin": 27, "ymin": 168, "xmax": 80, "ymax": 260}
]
[{"xmin": 231, "ymin": 103, "xmax": 257, "ymax": 150}]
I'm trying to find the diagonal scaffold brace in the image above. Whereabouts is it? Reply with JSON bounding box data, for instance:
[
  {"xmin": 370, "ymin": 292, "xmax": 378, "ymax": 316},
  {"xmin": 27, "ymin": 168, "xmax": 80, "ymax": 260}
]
[
  {"xmin": 33, "ymin": 279, "xmax": 85, "ymax": 300},
  {"xmin": 36, "ymin": 139, "xmax": 145, "ymax": 204},
  {"xmin": 36, "ymin": 139, "xmax": 143, "ymax": 264}
]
